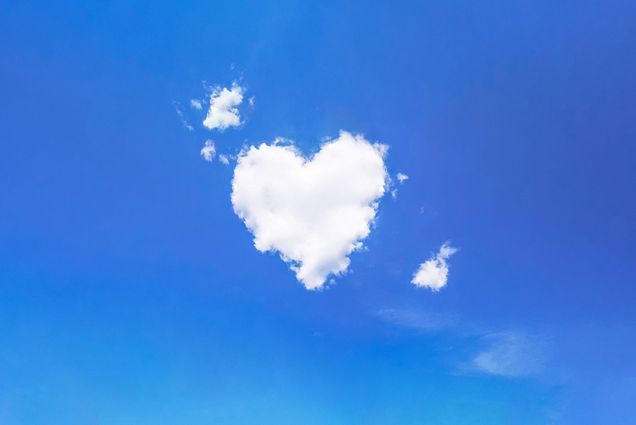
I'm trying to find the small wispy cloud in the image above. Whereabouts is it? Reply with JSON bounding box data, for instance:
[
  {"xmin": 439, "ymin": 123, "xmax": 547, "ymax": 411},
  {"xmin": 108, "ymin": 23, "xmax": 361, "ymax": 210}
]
[
  {"xmin": 203, "ymin": 84, "xmax": 245, "ymax": 131},
  {"xmin": 218, "ymin": 153, "xmax": 230, "ymax": 165},
  {"xmin": 470, "ymin": 332, "xmax": 548, "ymax": 378},
  {"xmin": 378, "ymin": 307, "xmax": 549, "ymax": 380},
  {"xmin": 390, "ymin": 172, "xmax": 409, "ymax": 199},
  {"xmin": 190, "ymin": 99, "xmax": 203, "ymax": 110},
  {"xmin": 174, "ymin": 102, "xmax": 194, "ymax": 131},
  {"xmin": 200, "ymin": 140, "xmax": 216, "ymax": 162},
  {"xmin": 376, "ymin": 307, "xmax": 457, "ymax": 332},
  {"xmin": 411, "ymin": 242, "xmax": 458, "ymax": 291}
]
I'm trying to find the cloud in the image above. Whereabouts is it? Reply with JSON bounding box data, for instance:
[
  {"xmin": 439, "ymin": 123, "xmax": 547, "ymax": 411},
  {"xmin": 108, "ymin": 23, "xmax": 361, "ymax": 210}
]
[
  {"xmin": 377, "ymin": 307, "xmax": 457, "ymax": 331},
  {"xmin": 218, "ymin": 154, "xmax": 230, "ymax": 165},
  {"xmin": 231, "ymin": 131, "xmax": 388, "ymax": 290},
  {"xmin": 174, "ymin": 102, "xmax": 194, "ymax": 131},
  {"xmin": 411, "ymin": 242, "xmax": 458, "ymax": 291},
  {"xmin": 200, "ymin": 140, "xmax": 216, "ymax": 161},
  {"xmin": 202, "ymin": 84, "xmax": 245, "ymax": 131},
  {"xmin": 390, "ymin": 172, "xmax": 409, "ymax": 199},
  {"xmin": 396, "ymin": 172, "xmax": 409, "ymax": 183},
  {"xmin": 190, "ymin": 99, "xmax": 203, "ymax": 110},
  {"xmin": 471, "ymin": 332, "xmax": 547, "ymax": 377}
]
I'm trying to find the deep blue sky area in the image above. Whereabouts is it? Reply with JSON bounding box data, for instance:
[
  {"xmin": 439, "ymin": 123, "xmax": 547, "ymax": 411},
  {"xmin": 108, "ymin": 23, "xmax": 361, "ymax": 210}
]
[{"xmin": 1, "ymin": 1, "xmax": 635, "ymax": 424}]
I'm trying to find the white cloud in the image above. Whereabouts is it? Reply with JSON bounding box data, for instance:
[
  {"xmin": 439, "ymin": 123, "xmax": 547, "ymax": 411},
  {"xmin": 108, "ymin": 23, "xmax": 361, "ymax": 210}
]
[
  {"xmin": 200, "ymin": 140, "xmax": 216, "ymax": 162},
  {"xmin": 202, "ymin": 84, "xmax": 244, "ymax": 131},
  {"xmin": 231, "ymin": 131, "xmax": 388, "ymax": 290},
  {"xmin": 174, "ymin": 102, "xmax": 194, "ymax": 131},
  {"xmin": 218, "ymin": 154, "xmax": 230, "ymax": 165},
  {"xmin": 190, "ymin": 99, "xmax": 203, "ymax": 110},
  {"xmin": 390, "ymin": 172, "xmax": 408, "ymax": 199},
  {"xmin": 411, "ymin": 242, "xmax": 458, "ymax": 291},
  {"xmin": 248, "ymin": 96, "xmax": 255, "ymax": 107},
  {"xmin": 472, "ymin": 332, "xmax": 547, "ymax": 377}
]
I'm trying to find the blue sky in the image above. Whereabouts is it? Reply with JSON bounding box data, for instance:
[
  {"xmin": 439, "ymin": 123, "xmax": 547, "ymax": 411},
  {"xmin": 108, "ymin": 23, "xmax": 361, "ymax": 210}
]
[{"xmin": 1, "ymin": 0, "xmax": 635, "ymax": 423}]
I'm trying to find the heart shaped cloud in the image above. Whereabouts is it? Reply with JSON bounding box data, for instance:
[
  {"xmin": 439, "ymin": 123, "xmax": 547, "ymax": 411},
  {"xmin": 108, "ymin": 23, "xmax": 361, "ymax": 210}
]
[{"xmin": 231, "ymin": 131, "xmax": 388, "ymax": 290}]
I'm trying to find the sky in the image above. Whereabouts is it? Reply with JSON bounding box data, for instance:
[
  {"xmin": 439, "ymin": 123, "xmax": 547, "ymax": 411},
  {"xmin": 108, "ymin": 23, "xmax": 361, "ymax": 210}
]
[{"xmin": 1, "ymin": 1, "xmax": 635, "ymax": 424}]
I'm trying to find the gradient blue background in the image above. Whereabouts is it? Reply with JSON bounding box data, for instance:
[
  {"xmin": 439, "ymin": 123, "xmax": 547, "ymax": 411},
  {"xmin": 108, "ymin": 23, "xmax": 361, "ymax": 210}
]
[{"xmin": 1, "ymin": 1, "xmax": 635, "ymax": 423}]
